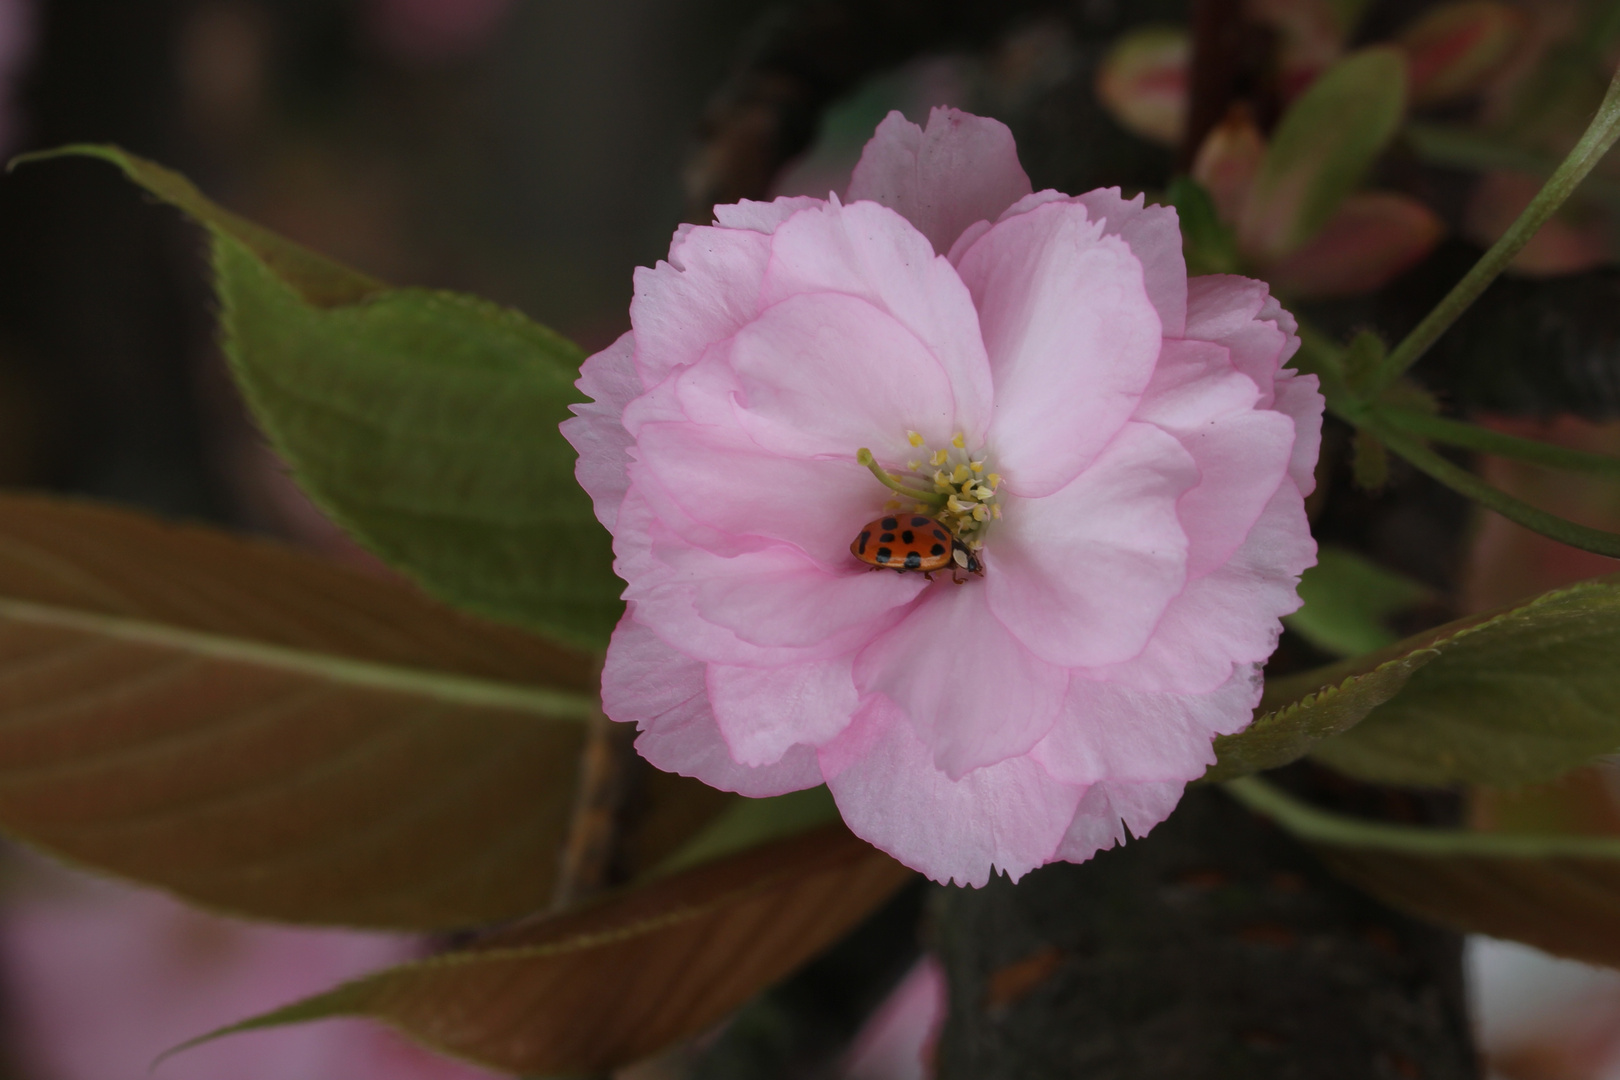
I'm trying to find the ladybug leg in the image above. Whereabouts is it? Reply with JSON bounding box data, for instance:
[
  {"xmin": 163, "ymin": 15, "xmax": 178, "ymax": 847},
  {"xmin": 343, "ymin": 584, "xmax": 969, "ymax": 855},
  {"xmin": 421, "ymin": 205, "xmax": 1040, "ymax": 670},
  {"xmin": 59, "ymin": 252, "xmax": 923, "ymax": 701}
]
[{"xmin": 922, "ymin": 571, "xmax": 935, "ymax": 582}]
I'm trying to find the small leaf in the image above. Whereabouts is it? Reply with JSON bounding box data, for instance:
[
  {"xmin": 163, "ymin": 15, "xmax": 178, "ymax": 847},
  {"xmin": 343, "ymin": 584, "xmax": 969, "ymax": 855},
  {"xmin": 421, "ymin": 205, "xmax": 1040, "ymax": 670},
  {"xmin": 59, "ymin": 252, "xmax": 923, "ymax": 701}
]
[
  {"xmin": 1227, "ymin": 776, "xmax": 1620, "ymax": 969},
  {"xmin": 1095, "ymin": 26, "xmax": 1190, "ymax": 147},
  {"xmin": 1265, "ymin": 191, "xmax": 1445, "ymax": 298},
  {"xmin": 1312, "ymin": 575, "xmax": 1620, "ymax": 786},
  {"xmin": 184, "ymin": 824, "xmax": 914, "ymax": 1076},
  {"xmin": 23, "ymin": 146, "xmax": 621, "ymax": 650},
  {"xmin": 1284, "ymin": 545, "xmax": 1435, "ymax": 657},
  {"xmin": 1167, "ymin": 176, "xmax": 1241, "ymax": 275},
  {"xmin": 0, "ymin": 493, "xmax": 631, "ymax": 929},
  {"xmin": 1351, "ymin": 430, "xmax": 1390, "ymax": 491},
  {"xmin": 1238, "ymin": 47, "xmax": 1409, "ymax": 262},
  {"xmin": 1399, "ymin": 1, "xmax": 1525, "ymax": 107},
  {"xmin": 1190, "ymin": 104, "xmax": 1266, "ymax": 224}
]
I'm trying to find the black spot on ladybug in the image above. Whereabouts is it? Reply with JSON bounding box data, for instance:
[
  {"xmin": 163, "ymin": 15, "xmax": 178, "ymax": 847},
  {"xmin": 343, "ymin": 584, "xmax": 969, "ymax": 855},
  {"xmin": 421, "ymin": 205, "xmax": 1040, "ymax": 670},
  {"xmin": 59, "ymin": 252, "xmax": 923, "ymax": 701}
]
[
  {"xmin": 932, "ymin": 528, "xmax": 948, "ymax": 541},
  {"xmin": 904, "ymin": 552, "xmax": 922, "ymax": 569},
  {"xmin": 911, "ymin": 516, "xmax": 930, "ymax": 527},
  {"xmin": 857, "ymin": 531, "xmax": 871, "ymax": 554},
  {"xmin": 930, "ymin": 543, "xmax": 946, "ymax": 557},
  {"xmin": 875, "ymin": 547, "xmax": 893, "ymax": 564},
  {"xmin": 880, "ymin": 532, "xmax": 896, "ymax": 543},
  {"xmin": 901, "ymin": 529, "xmax": 915, "ymax": 544},
  {"xmin": 881, "ymin": 517, "xmax": 898, "ymax": 530}
]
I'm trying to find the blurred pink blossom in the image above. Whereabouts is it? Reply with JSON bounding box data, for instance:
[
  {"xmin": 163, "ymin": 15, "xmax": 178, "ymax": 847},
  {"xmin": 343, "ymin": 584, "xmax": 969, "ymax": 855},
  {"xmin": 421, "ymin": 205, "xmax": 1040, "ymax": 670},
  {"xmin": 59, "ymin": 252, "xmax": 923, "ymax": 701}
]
[
  {"xmin": 363, "ymin": 0, "xmax": 512, "ymax": 65},
  {"xmin": 0, "ymin": 862, "xmax": 494, "ymax": 1080},
  {"xmin": 564, "ymin": 108, "xmax": 1321, "ymax": 886},
  {"xmin": 842, "ymin": 955, "xmax": 946, "ymax": 1080},
  {"xmin": 0, "ymin": 0, "xmax": 32, "ymax": 153}
]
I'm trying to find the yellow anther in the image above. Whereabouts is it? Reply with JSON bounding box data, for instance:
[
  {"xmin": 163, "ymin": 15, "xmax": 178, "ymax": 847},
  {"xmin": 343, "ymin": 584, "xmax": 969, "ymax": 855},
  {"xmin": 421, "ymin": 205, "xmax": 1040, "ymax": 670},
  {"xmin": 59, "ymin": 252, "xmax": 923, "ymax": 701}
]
[
  {"xmin": 970, "ymin": 460, "xmax": 984, "ymax": 473},
  {"xmin": 884, "ymin": 498, "xmax": 902, "ymax": 511},
  {"xmin": 951, "ymin": 432, "xmax": 965, "ymax": 449},
  {"xmin": 972, "ymin": 505, "xmax": 989, "ymax": 521},
  {"xmin": 907, "ymin": 430, "xmax": 926, "ymax": 447},
  {"xmin": 987, "ymin": 472, "xmax": 1002, "ymax": 489},
  {"xmin": 992, "ymin": 504, "xmax": 1002, "ymax": 519},
  {"xmin": 930, "ymin": 449, "xmax": 949, "ymax": 467},
  {"xmin": 951, "ymin": 464, "xmax": 971, "ymax": 484},
  {"xmin": 907, "ymin": 459, "xmax": 922, "ymax": 471}
]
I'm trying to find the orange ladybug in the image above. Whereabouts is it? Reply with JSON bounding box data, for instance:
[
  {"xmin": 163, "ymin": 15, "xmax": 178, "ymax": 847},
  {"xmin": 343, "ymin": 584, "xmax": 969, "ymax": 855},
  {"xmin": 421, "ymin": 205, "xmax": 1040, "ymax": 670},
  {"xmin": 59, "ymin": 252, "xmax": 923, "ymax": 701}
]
[{"xmin": 850, "ymin": 514, "xmax": 982, "ymax": 579}]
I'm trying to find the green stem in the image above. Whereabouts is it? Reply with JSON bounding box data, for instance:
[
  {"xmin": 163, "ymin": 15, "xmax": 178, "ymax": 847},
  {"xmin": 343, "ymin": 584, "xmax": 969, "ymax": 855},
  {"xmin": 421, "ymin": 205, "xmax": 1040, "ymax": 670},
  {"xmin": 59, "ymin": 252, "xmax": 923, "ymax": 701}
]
[
  {"xmin": 1224, "ymin": 776, "xmax": 1620, "ymax": 858},
  {"xmin": 1368, "ymin": 418, "xmax": 1620, "ymax": 558},
  {"xmin": 1379, "ymin": 408, "xmax": 1620, "ymax": 479},
  {"xmin": 856, "ymin": 448, "xmax": 946, "ymax": 506},
  {"xmin": 1373, "ymin": 66, "xmax": 1620, "ymax": 392}
]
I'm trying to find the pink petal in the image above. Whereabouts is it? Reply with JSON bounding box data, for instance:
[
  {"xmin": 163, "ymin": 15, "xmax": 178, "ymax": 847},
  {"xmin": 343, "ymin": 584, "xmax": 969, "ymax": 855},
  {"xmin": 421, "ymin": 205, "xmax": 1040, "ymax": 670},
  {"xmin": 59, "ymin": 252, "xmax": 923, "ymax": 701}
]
[
  {"xmin": 630, "ymin": 224, "xmax": 772, "ymax": 386},
  {"xmin": 819, "ymin": 697, "xmax": 1084, "ymax": 886},
  {"xmin": 723, "ymin": 291, "xmax": 960, "ymax": 460},
  {"xmin": 762, "ymin": 200, "xmax": 994, "ymax": 444},
  {"xmin": 708, "ymin": 655, "xmax": 860, "ymax": 766},
  {"xmin": 1032, "ymin": 665, "xmax": 1262, "ymax": 785},
  {"xmin": 1127, "ymin": 338, "xmax": 1289, "ymax": 579},
  {"xmin": 842, "ymin": 955, "xmax": 946, "ymax": 1080},
  {"xmin": 1094, "ymin": 480, "xmax": 1315, "ymax": 695},
  {"xmin": 991, "ymin": 189, "xmax": 1189, "ymax": 336},
  {"xmin": 854, "ymin": 583, "xmax": 1068, "ymax": 779},
  {"xmin": 561, "ymin": 331, "xmax": 639, "ymax": 531},
  {"xmin": 603, "ymin": 613, "xmax": 823, "ymax": 796},
  {"xmin": 712, "ymin": 195, "xmax": 822, "ymax": 233},
  {"xmin": 958, "ymin": 201, "xmax": 1162, "ymax": 496},
  {"xmin": 617, "ymin": 490, "xmax": 891, "ymax": 667},
  {"xmin": 683, "ymin": 544, "xmax": 925, "ymax": 649},
  {"xmin": 987, "ymin": 422, "xmax": 1197, "ymax": 668},
  {"xmin": 1168, "ymin": 404, "xmax": 1297, "ymax": 580},
  {"xmin": 631, "ymin": 422, "xmax": 879, "ymax": 565},
  {"xmin": 1273, "ymin": 368, "xmax": 1324, "ymax": 494},
  {"xmin": 1132, "ymin": 339, "xmax": 1260, "ymax": 429},
  {"xmin": 1183, "ymin": 275, "xmax": 1299, "ymax": 409},
  {"xmin": 846, "ymin": 107, "xmax": 1033, "ymax": 257},
  {"xmin": 1054, "ymin": 779, "xmax": 1187, "ymax": 863}
]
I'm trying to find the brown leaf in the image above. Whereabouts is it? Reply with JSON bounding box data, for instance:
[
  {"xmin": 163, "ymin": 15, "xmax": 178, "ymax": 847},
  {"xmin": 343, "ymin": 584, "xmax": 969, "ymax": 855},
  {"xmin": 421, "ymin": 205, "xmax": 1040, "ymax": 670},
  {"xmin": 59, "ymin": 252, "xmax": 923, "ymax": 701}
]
[
  {"xmin": 1229, "ymin": 777, "xmax": 1620, "ymax": 969},
  {"xmin": 195, "ymin": 823, "xmax": 914, "ymax": 1075},
  {"xmin": 0, "ymin": 493, "xmax": 719, "ymax": 929}
]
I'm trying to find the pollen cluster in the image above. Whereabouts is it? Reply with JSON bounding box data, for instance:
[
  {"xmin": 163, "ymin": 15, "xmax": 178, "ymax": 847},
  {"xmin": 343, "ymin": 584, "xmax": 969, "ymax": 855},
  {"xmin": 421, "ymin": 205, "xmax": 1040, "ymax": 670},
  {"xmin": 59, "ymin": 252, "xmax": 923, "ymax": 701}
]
[{"xmin": 899, "ymin": 430, "xmax": 1000, "ymax": 548}]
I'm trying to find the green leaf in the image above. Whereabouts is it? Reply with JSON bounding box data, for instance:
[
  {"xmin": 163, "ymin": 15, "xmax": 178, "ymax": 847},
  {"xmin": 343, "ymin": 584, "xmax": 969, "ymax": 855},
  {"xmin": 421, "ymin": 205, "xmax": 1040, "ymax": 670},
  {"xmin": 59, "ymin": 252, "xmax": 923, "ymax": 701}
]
[
  {"xmin": 1166, "ymin": 176, "xmax": 1241, "ymax": 274},
  {"xmin": 1284, "ymin": 546, "xmax": 1434, "ymax": 657},
  {"xmin": 1202, "ymin": 647, "xmax": 1439, "ymax": 784},
  {"xmin": 177, "ymin": 824, "xmax": 914, "ymax": 1077},
  {"xmin": 0, "ymin": 493, "xmax": 623, "ymax": 929},
  {"xmin": 1227, "ymin": 776, "xmax": 1620, "ymax": 968},
  {"xmin": 20, "ymin": 145, "xmax": 621, "ymax": 650},
  {"xmin": 1311, "ymin": 575, "xmax": 1620, "ymax": 786},
  {"xmin": 1238, "ymin": 47, "xmax": 1408, "ymax": 261},
  {"xmin": 652, "ymin": 786, "xmax": 841, "ymax": 876}
]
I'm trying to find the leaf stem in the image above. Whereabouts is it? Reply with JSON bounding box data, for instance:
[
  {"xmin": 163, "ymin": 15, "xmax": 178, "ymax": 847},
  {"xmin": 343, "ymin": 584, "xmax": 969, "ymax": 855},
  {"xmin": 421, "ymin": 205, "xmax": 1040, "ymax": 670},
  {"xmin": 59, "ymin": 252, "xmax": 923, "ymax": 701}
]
[
  {"xmin": 1402, "ymin": 122, "xmax": 1620, "ymax": 208},
  {"xmin": 1367, "ymin": 418, "xmax": 1620, "ymax": 558},
  {"xmin": 856, "ymin": 448, "xmax": 946, "ymax": 506},
  {"xmin": 1225, "ymin": 775, "xmax": 1620, "ymax": 858},
  {"xmin": 1373, "ymin": 66, "xmax": 1620, "ymax": 391},
  {"xmin": 1379, "ymin": 408, "xmax": 1620, "ymax": 479}
]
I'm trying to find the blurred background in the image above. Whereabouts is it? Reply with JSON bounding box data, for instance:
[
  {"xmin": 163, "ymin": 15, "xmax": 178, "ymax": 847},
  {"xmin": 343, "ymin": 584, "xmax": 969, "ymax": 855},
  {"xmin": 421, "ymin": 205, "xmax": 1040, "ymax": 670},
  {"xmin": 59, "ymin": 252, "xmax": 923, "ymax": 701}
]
[{"xmin": 0, "ymin": 0, "xmax": 1618, "ymax": 1077}]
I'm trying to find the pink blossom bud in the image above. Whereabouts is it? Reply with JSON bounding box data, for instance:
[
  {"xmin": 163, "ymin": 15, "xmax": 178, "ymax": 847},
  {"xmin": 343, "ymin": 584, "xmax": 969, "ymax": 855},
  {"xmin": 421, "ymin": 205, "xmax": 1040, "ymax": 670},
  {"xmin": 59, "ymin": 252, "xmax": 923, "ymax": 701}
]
[
  {"xmin": 1095, "ymin": 27, "xmax": 1189, "ymax": 147},
  {"xmin": 1398, "ymin": 0, "xmax": 1525, "ymax": 107}
]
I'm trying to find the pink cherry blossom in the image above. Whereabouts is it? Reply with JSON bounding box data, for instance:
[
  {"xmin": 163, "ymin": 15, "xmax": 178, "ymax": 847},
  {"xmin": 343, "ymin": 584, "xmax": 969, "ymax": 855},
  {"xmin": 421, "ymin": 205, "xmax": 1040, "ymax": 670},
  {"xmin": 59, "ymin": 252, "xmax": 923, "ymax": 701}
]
[{"xmin": 563, "ymin": 107, "xmax": 1322, "ymax": 886}]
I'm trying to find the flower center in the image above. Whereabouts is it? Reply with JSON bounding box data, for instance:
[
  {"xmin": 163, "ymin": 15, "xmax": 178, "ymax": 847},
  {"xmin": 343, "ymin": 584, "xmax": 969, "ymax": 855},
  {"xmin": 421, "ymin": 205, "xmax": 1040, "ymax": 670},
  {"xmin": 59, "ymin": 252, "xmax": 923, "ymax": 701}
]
[{"xmin": 857, "ymin": 430, "xmax": 1001, "ymax": 554}]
